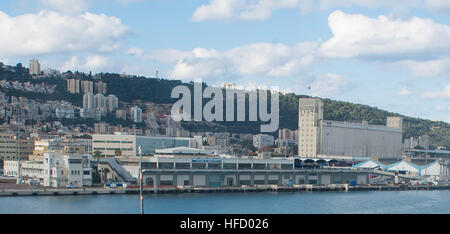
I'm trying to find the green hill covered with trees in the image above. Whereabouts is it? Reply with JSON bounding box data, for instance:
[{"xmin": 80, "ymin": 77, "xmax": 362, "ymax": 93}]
[{"xmin": 1, "ymin": 62, "xmax": 449, "ymax": 149}]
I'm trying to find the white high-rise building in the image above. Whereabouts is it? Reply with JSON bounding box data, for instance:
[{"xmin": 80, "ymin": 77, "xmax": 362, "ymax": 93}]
[
  {"xmin": 94, "ymin": 93, "xmax": 107, "ymax": 116},
  {"xmin": 29, "ymin": 59, "xmax": 41, "ymax": 75},
  {"xmin": 130, "ymin": 106, "xmax": 142, "ymax": 123},
  {"xmin": 83, "ymin": 92, "xmax": 94, "ymax": 110},
  {"xmin": 94, "ymin": 93, "xmax": 106, "ymax": 109},
  {"xmin": 106, "ymin": 94, "xmax": 119, "ymax": 113}
]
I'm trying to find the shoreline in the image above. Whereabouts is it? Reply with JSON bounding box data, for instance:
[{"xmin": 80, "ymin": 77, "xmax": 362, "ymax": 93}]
[{"xmin": 1, "ymin": 184, "xmax": 449, "ymax": 197}]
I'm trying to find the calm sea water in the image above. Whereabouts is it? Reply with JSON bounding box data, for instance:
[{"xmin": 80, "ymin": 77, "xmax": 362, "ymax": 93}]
[{"xmin": 0, "ymin": 190, "xmax": 449, "ymax": 214}]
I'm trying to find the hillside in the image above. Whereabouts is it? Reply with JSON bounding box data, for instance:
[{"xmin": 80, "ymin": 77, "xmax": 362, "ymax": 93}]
[{"xmin": 1, "ymin": 62, "xmax": 449, "ymax": 149}]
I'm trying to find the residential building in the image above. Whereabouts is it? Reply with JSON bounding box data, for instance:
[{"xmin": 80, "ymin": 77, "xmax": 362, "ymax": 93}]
[
  {"xmin": 404, "ymin": 135, "xmax": 430, "ymax": 150},
  {"xmin": 94, "ymin": 93, "xmax": 107, "ymax": 116},
  {"xmin": 106, "ymin": 94, "xmax": 119, "ymax": 113},
  {"xmin": 130, "ymin": 106, "xmax": 142, "ymax": 123},
  {"xmin": 253, "ymin": 134, "xmax": 275, "ymax": 149},
  {"xmin": 3, "ymin": 153, "xmax": 93, "ymax": 187},
  {"xmin": 55, "ymin": 108, "xmax": 75, "ymax": 119},
  {"xmin": 116, "ymin": 109, "xmax": 127, "ymax": 120},
  {"xmin": 81, "ymin": 80, "xmax": 94, "ymax": 93},
  {"xmin": 67, "ymin": 79, "xmax": 80, "ymax": 93},
  {"xmin": 83, "ymin": 92, "xmax": 94, "ymax": 110},
  {"xmin": 29, "ymin": 59, "xmax": 41, "ymax": 75},
  {"xmin": 278, "ymin": 128, "xmax": 298, "ymax": 142},
  {"xmin": 0, "ymin": 132, "xmax": 34, "ymax": 161},
  {"xmin": 95, "ymin": 82, "xmax": 107, "ymax": 94}
]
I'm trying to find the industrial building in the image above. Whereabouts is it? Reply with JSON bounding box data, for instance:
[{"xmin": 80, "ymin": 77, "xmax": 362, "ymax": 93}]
[
  {"xmin": 353, "ymin": 159, "xmax": 450, "ymax": 178},
  {"xmin": 298, "ymin": 98, "xmax": 403, "ymax": 159},
  {"xmin": 92, "ymin": 133, "xmax": 203, "ymax": 157},
  {"xmin": 116, "ymin": 147, "xmax": 370, "ymax": 187}
]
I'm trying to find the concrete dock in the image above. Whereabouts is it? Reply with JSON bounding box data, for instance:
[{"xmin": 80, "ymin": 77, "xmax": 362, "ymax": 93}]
[{"xmin": 1, "ymin": 184, "xmax": 449, "ymax": 196}]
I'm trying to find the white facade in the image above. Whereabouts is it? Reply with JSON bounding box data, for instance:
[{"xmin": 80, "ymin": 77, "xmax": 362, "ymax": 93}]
[
  {"xmin": 93, "ymin": 133, "xmax": 197, "ymax": 157},
  {"xmin": 29, "ymin": 59, "xmax": 41, "ymax": 75},
  {"xmin": 253, "ymin": 134, "xmax": 275, "ymax": 149},
  {"xmin": 298, "ymin": 98, "xmax": 403, "ymax": 159},
  {"xmin": 320, "ymin": 120, "xmax": 402, "ymax": 159},
  {"xmin": 55, "ymin": 108, "xmax": 75, "ymax": 119},
  {"xmin": 3, "ymin": 153, "xmax": 93, "ymax": 187},
  {"xmin": 130, "ymin": 106, "xmax": 142, "ymax": 123},
  {"xmin": 83, "ymin": 92, "xmax": 94, "ymax": 110},
  {"xmin": 106, "ymin": 94, "xmax": 119, "ymax": 113}
]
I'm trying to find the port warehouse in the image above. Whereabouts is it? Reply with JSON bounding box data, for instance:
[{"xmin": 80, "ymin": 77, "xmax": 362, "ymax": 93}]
[
  {"xmin": 353, "ymin": 159, "xmax": 450, "ymax": 177},
  {"xmin": 112, "ymin": 155, "xmax": 370, "ymax": 187}
]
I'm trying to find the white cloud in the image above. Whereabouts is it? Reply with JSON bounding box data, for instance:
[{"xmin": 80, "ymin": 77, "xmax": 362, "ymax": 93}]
[
  {"xmin": 116, "ymin": 0, "xmax": 148, "ymax": 4},
  {"xmin": 320, "ymin": 11, "xmax": 450, "ymax": 60},
  {"xmin": 400, "ymin": 58, "xmax": 450, "ymax": 77},
  {"xmin": 0, "ymin": 10, "xmax": 128, "ymax": 57},
  {"xmin": 299, "ymin": 0, "xmax": 449, "ymax": 14},
  {"xmin": 318, "ymin": 0, "xmax": 422, "ymax": 11},
  {"xmin": 436, "ymin": 105, "xmax": 450, "ymax": 112},
  {"xmin": 38, "ymin": 0, "xmax": 95, "ymax": 13},
  {"xmin": 398, "ymin": 87, "xmax": 412, "ymax": 96},
  {"xmin": 60, "ymin": 55, "xmax": 113, "ymax": 73},
  {"xmin": 426, "ymin": 0, "xmax": 450, "ymax": 13},
  {"xmin": 37, "ymin": 0, "xmax": 152, "ymax": 13},
  {"xmin": 421, "ymin": 84, "xmax": 450, "ymax": 99},
  {"xmin": 191, "ymin": 0, "xmax": 299, "ymax": 21},
  {"xmin": 309, "ymin": 73, "xmax": 355, "ymax": 97},
  {"xmin": 136, "ymin": 42, "xmax": 319, "ymax": 81}
]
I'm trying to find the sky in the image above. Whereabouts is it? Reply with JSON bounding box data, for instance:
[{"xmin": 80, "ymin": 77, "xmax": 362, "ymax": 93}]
[{"xmin": 0, "ymin": 0, "xmax": 449, "ymax": 123}]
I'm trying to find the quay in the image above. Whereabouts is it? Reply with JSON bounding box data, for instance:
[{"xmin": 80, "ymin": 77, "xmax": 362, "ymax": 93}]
[{"xmin": 1, "ymin": 184, "xmax": 449, "ymax": 197}]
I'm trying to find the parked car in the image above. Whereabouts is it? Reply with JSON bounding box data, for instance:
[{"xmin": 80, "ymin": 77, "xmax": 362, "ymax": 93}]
[{"xmin": 66, "ymin": 184, "xmax": 78, "ymax": 189}]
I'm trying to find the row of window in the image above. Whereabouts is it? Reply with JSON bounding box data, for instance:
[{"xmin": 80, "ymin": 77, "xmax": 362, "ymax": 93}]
[
  {"xmin": 0, "ymin": 146, "xmax": 33, "ymax": 149},
  {"xmin": 93, "ymin": 140, "xmax": 133, "ymax": 144},
  {"xmin": 71, "ymin": 170, "xmax": 81, "ymax": 175},
  {"xmin": 93, "ymin": 148, "xmax": 133, "ymax": 151}
]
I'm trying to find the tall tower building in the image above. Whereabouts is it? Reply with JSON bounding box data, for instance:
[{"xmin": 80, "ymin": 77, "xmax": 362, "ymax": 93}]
[
  {"xmin": 95, "ymin": 82, "xmax": 107, "ymax": 94},
  {"xmin": 81, "ymin": 80, "xmax": 94, "ymax": 93},
  {"xmin": 67, "ymin": 79, "xmax": 80, "ymax": 93},
  {"xmin": 106, "ymin": 94, "xmax": 119, "ymax": 113},
  {"xmin": 83, "ymin": 92, "xmax": 94, "ymax": 110},
  {"xmin": 298, "ymin": 98, "xmax": 323, "ymax": 157},
  {"xmin": 94, "ymin": 93, "xmax": 106, "ymax": 109},
  {"xmin": 130, "ymin": 106, "xmax": 142, "ymax": 123},
  {"xmin": 29, "ymin": 59, "xmax": 41, "ymax": 75}
]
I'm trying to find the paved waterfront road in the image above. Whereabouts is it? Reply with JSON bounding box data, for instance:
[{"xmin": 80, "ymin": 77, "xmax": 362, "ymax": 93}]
[{"xmin": 1, "ymin": 190, "xmax": 449, "ymax": 214}]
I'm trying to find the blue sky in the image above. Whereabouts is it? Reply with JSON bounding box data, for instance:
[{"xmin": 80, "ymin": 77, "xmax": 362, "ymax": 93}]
[{"xmin": 0, "ymin": 0, "xmax": 449, "ymax": 123}]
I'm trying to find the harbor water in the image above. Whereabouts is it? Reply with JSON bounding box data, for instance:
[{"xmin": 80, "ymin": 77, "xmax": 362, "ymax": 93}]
[{"xmin": 1, "ymin": 190, "xmax": 449, "ymax": 214}]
